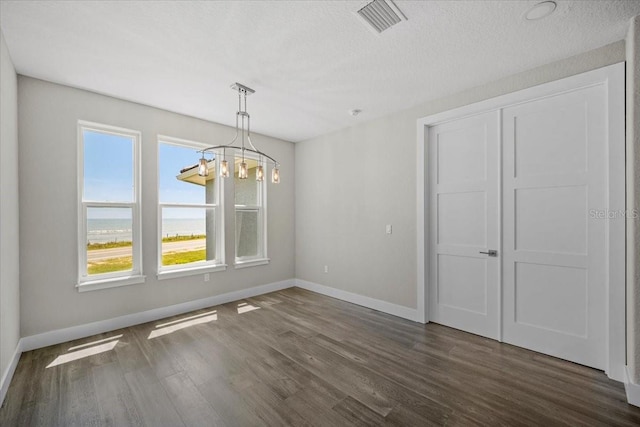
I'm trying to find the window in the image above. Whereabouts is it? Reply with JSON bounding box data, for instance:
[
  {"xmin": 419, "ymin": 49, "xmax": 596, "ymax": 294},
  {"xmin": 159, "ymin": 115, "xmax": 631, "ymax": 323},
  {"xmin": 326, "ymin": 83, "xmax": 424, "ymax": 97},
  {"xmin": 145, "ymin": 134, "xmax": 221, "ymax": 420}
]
[
  {"xmin": 235, "ymin": 155, "xmax": 268, "ymax": 267},
  {"xmin": 158, "ymin": 137, "xmax": 224, "ymax": 278},
  {"xmin": 78, "ymin": 121, "xmax": 143, "ymax": 290}
]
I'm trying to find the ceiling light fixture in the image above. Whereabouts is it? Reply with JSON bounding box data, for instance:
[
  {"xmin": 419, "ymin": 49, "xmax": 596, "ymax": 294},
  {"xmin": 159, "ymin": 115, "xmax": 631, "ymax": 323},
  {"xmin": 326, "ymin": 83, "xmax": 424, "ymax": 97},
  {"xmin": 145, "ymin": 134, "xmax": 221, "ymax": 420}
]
[
  {"xmin": 524, "ymin": 1, "xmax": 557, "ymax": 21},
  {"xmin": 197, "ymin": 83, "xmax": 280, "ymax": 183}
]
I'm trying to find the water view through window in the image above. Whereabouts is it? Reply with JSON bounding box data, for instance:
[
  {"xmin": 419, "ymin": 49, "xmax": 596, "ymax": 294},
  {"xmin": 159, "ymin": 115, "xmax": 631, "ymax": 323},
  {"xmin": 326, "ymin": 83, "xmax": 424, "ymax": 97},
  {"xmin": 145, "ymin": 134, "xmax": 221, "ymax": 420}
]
[
  {"xmin": 159, "ymin": 141, "xmax": 218, "ymax": 269},
  {"xmin": 82, "ymin": 128, "xmax": 137, "ymax": 276}
]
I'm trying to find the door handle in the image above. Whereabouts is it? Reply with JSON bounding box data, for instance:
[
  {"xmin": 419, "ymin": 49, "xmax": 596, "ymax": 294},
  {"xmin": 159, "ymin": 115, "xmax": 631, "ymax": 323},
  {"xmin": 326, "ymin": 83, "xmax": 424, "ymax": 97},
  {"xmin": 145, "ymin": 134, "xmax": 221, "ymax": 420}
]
[{"xmin": 479, "ymin": 249, "xmax": 498, "ymax": 257}]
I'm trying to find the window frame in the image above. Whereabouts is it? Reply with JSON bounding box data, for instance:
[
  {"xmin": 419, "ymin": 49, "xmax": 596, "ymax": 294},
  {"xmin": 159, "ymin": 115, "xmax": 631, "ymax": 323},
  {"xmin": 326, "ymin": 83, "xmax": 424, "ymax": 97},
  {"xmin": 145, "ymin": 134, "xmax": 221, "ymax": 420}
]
[
  {"xmin": 156, "ymin": 136, "xmax": 226, "ymax": 280},
  {"xmin": 234, "ymin": 153, "xmax": 269, "ymax": 268},
  {"xmin": 77, "ymin": 121, "xmax": 144, "ymax": 292}
]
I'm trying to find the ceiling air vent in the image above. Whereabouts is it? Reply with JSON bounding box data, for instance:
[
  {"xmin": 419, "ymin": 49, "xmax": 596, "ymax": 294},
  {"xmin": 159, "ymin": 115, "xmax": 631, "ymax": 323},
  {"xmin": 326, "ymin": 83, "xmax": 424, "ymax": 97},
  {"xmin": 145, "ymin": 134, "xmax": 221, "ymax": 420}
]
[{"xmin": 357, "ymin": 0, "xmax": 406, "ymax": 34}]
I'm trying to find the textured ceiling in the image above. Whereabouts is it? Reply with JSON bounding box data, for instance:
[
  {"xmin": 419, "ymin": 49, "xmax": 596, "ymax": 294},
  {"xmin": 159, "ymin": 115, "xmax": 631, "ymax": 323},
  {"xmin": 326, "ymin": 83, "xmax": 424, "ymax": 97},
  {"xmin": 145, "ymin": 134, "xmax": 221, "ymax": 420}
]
[{"xmin": 1, "ymin": 1, "xmax": 639, "ymax": 142}]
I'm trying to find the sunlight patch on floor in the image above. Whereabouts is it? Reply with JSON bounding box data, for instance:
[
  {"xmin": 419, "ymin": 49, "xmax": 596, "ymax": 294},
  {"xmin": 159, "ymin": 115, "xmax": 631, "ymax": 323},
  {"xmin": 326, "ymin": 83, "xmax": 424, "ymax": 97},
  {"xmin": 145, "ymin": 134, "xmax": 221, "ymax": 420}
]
[
  {"xmin": 237, "ymin": 302, "xmax": 260, "ymax": 314},
  {"xmin": 68, "ymin": 334, "xmax": 123, "ymax": 352},
  {"xmin": 47, "ymin": 337, "xmax": 120, "ymax": 368},
  {"xmin": 148, "ymin": 310, "xmax": 218, "ymax": 339}
]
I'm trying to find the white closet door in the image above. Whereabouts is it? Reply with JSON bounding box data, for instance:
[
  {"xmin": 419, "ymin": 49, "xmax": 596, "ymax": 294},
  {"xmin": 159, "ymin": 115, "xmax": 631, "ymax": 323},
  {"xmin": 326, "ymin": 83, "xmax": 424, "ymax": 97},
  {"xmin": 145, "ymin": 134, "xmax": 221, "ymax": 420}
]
[
  {"xmin": 502, "ymin": 85, "xmax": 607, "ymax": 370},
  {"xmin": 428, "ymin": 111, "xmax": 500, "ymax": 340}
]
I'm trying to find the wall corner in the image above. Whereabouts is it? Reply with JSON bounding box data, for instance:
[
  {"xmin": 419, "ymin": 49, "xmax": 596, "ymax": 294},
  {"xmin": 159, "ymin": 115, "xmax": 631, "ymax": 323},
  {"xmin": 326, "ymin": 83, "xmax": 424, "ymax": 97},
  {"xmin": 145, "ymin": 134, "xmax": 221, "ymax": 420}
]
[{"xmin": 626, "ymin": 14, "xmax": 640, "ymax": 385}]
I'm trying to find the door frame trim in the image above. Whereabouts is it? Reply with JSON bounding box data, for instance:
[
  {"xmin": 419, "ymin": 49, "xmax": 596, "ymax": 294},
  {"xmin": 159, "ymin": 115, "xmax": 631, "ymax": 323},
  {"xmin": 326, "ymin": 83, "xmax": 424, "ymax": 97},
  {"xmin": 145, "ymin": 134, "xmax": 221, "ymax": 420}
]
[{"xmin": 416, "ymin": 62, "xmax": 626, "ymax": 381}]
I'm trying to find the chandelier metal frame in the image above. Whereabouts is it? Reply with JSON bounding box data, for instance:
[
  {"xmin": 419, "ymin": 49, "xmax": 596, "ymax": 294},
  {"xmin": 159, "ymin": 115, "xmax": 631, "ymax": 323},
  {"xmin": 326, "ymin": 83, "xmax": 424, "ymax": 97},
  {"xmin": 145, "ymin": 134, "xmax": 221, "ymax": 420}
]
[{"xmin": 197, "ymin": 83, "xmax": 280, "ymax": 183}]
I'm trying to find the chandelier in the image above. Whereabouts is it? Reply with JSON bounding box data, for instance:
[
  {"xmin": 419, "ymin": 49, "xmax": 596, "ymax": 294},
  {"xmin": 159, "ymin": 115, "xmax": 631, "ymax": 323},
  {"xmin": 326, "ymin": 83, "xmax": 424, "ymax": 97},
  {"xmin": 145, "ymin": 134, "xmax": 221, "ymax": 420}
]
[{"xmin": 196, "ymin": 83, "xmax": 280, "ymax": 183}]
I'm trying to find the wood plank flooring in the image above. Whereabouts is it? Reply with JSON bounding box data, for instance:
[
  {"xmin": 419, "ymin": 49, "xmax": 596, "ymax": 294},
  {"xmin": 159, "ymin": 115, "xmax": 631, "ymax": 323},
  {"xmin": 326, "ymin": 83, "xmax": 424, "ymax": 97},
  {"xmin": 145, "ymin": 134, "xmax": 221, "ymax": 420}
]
[{"xmin": 1, "ymin": 288, "xmax": 639, "ymax": 426}]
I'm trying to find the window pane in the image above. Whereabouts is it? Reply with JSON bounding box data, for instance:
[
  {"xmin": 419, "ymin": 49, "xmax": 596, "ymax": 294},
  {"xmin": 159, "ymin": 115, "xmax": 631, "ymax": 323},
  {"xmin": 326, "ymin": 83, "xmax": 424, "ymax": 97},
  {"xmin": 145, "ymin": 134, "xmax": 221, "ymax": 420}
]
[
  {"xmin": 83, "ymin": 130, "xmax": 134, "ymax": 202},
  {"xmin": 236, "ymin": 210, "xmax": 259, "ymax": 258},
  {"xmin": 161, "ymin": 207, "xmax": 215, "ymax": 266},
  {"xmin": 86, "ymin": 207, "xmax": 132, "ymax": 275},
  {"xmin": 159, "ymin": 143, "xmax": 216, "ymax": 204},
  {"xmin": 235, "ymin": 157, "xmax": 259, "ymax": 205}
]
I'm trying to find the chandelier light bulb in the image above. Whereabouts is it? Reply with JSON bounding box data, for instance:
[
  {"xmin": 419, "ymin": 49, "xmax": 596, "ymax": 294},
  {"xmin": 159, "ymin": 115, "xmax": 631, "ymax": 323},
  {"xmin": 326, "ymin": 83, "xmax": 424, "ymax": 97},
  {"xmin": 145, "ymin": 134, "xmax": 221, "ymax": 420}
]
[
  {"xmin": 239, "ymin": 161, "xmax": 248, "ymax": 179},
  {"xmin": 256, "ymin": 165, "xmax": 264, "ymax": 182},
  {"xmin": 220, "ymin": 159, "xmax": 229, "ymax": 178},
  {"xmin": 272, "ymin": 167, "xmax": 280, "ymax": 184},
  {"xmin": 198, "ymin": 157, "xmax": 209, "ymax": 177}
]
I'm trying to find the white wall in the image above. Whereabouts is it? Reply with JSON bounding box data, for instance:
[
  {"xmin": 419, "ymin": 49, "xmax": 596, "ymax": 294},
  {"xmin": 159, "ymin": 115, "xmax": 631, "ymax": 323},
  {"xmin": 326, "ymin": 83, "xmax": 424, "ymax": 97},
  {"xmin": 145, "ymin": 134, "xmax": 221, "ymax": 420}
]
[
  {"xmin": 0, "ymin": 30, "xmax": 20, "ymax": 381},
  {"xmin": 295, "ymin": 40, "xmax": 625, "ymax": 310},
  {"xmin": 627, "ymin": 15, "xmax": 640, "ymax": 384},
  {"xmin": 18, "ymin": 77, "xmax": 295, "ymax": 337}
]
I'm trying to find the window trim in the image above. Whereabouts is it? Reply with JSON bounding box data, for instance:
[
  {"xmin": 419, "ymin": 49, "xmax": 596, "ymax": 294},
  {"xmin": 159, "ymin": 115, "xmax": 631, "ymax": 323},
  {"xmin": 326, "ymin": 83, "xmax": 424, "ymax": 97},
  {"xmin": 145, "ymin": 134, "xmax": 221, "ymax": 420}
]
[
  {"xmin": 156, "ymin": 135, "xmax": 226, "ymax": 278},
  {"xmin": 234, "ymin": 154, "xmax": 268, "ymax": 266},
  {"xmin": 77, "ymin": 121, "xmax": 144, "ymax": 291},
  {"xmin": 234, "ymin": 258, "xmax": 270, "ymax": 269}
]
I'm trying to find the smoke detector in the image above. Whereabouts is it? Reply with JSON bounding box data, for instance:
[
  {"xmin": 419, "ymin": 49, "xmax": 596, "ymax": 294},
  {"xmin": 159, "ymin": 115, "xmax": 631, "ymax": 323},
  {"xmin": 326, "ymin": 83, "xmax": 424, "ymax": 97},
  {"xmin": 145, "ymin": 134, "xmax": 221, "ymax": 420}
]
[
  {"xmin": 357, "ymin": 0, "xmax": 407, "ymax": 34},
  {"xmin": 524, "ymin": 1, "xmax": 557, "ymax": 21}
]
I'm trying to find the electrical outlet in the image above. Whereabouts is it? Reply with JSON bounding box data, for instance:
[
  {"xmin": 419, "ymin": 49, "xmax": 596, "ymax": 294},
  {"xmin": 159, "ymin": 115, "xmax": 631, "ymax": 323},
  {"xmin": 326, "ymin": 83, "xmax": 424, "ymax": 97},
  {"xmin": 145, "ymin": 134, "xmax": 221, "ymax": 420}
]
[
  {"xmin": 204, "ymin": 273, "xmax": 210, "ymax": 282},
  {"xmin": 324, "ymin": 265, "xmax": 328, "ymax": 273},
  {"xmin": 386, "ymin": 224, "xmax": 392, "ymax": 234}
]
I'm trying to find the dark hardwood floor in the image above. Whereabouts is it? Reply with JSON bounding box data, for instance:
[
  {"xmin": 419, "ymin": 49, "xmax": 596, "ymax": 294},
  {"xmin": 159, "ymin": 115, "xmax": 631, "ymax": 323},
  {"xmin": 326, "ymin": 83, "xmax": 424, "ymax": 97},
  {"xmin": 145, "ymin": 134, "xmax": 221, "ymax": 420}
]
[{"xmin": 1, "ymin": 287, "xmax": 639, "ymax": 426}]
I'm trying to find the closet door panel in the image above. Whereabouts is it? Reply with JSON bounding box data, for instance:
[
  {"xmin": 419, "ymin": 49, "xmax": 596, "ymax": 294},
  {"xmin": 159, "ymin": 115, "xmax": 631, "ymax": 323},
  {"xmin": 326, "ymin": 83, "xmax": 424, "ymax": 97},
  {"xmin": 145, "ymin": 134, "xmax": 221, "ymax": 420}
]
[
  {"xmin": 502, "ymin": 85, "xmax": 607, "ymax": 370},
  {"xmin": 428, "ymin": 111, "xmax": 500, "ymax": 340}
]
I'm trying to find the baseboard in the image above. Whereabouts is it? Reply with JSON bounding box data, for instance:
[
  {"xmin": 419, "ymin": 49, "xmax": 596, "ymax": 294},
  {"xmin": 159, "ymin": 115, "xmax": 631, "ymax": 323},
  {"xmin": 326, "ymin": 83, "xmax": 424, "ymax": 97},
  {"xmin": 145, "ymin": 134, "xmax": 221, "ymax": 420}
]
[
  {"xmin": 295, "ymin": 279, "xmax": 419, "ymax": 322},
  {"xmin": 625, "ymin": 367, "xmax": 640, "ymax": 407},
  {"xmin": 21, "ymin": 279, "xmax": 294, "ymax": 352},
  {"xmin": 0, "ymin": 339, "xmax": 23, "ymax": 407}
]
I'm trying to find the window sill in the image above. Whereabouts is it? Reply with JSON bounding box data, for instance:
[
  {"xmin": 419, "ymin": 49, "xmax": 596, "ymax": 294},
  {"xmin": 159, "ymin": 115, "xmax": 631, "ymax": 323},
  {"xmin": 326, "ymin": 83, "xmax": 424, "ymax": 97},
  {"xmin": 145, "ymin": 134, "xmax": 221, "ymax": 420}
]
[
  {"xmin": 234, "ymin": 258, "xmax": 270, "ymax": 269},
  {"xmin": 157, "ymin": 264, "xmax": 227, "ymax": 281},
  {"xmin": 77, "ymin": 274, "xmax": 146, "ymax": 293}
]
